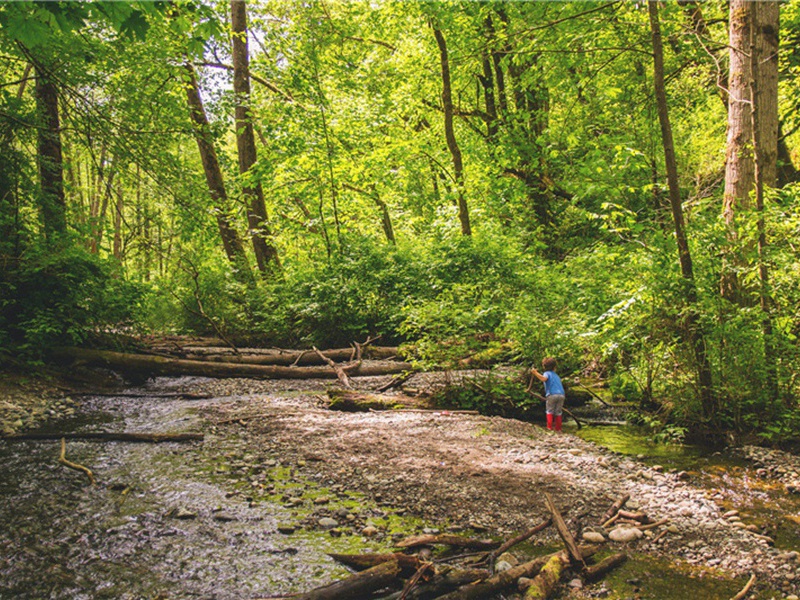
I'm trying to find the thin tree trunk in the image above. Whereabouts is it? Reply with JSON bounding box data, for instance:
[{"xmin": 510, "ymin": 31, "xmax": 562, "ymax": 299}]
[
  {"xmin": 432, "ymin": 24, "xmax": 471, "ymax": 236},
  {"xmin": 183, "ymin": 63, "xmax": 251, "ymax": 274},
  {"xmin": 113, "ymin": 180, "xmax": 123, "ymax": 261},
  {"xmin": 648, "ymin": 0, "xmax": 715, "ymax": 420},
  {"xmin": 342, "ymin": 183, "xmax": 395, "ymax": 245},
  {"xmin": 231, "ymin": 0, "xmax": 281, "ymax": 277},
  {"xmin": 34, "ymin": 62, "xmax": 67, "ymax": 242},
  {"xmin": 748, "ymin": 2, "xmax": 778, "ymax": 399}
]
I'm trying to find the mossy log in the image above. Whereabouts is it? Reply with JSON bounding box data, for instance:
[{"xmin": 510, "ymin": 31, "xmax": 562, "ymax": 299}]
[
  {"xmin": 53, "ymin": 347, "xmax": 411, "ymax": 381},
  {"xmin": 523, "ymin": 553, "xmax": 565, "ymax": 599},
  {"xmin": 583, "ymin": 552, "xmax": 628, "ymax": 582},
  {"xmin": 394, "ymin": 533, "xmax": 500, "ymax": 551},
  {"xmin": 296, "ymin": 559, "xmax": 401, "ymax": 600},
  {"xmin": 327, "ymin": 390, "xmax": 422, "ymax": 412}
]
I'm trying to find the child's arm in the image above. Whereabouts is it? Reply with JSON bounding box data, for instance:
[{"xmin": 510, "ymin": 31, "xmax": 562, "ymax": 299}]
[{"xmin": 530, "ymin": 367, "xmax": 548, "ymax": 383}]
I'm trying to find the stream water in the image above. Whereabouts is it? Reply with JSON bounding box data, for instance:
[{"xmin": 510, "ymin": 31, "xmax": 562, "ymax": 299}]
[{"xmin": 2, "ymin": 379, "xmax": 799, "ymax": 599}]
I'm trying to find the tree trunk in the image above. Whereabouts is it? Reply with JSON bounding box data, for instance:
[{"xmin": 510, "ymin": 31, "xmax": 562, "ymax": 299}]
[
  {"xmin": 748, "ymin": 2, "xmax": 778, "ymax": 400},
  {"xmin": 52, "ymin": 347, "xmax": 412, "ymax": 381},
  {"xmin": 34, "ymin": 63, "xmax": 67, "ymax": 242},
  {"xmin": 296, "ymin": 560, "xmax": 401, "ymax": 600},
  {"xmin": 648, "ymin": 0, "xmax": 716, "ymax": 420},
  {"xmin": 231, "ymin": 0, "xmax": 281, "ymax": 277},
  {"xmin": 183, "ymin": 63, "xmax": 251, "ymax": 273},
  {"xmin": 432, "ymin": 24, "xmax": 471, "ymax": 236}
]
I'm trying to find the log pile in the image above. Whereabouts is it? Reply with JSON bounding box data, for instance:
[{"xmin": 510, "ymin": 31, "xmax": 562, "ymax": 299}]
[{"xmin": 290, "ymin": 496, "xmax": 629, "ymax": 600}]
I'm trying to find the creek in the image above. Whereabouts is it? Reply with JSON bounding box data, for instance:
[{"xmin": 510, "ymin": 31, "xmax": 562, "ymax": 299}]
[{"xmin": 1, "ymin": 377, "xmax": 799, "ymax": 599}]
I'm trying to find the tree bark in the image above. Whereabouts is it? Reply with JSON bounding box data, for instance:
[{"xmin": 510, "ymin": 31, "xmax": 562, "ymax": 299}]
[
  {"xmin": 184, "ymin": 63, "xmax": 251, "ymax": 271},
  {"xmin": 432, "ymin": 24, "xmax": 471, "ymax": 236},
  {"xmin": 34, "ymin": 62, "xmax": 67, "ymax": 242},
  {"xmin": 231, "ymin": 0, "xmax": 281, "ymax": 278},
  {"xmin": 648, "ymin": 0, "xmax": 716, "ymax": 420}
]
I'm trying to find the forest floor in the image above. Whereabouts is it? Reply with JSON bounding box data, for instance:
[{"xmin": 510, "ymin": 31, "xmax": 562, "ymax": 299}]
[{"xmin": 3, "ymin": 367, "xmax": 800, "ymax": 598}]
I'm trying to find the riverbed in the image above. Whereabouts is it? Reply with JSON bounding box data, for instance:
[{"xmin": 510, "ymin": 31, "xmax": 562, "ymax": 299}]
[{"xmin": 2, "ymin": 373, "xmax": 799, "ymax": 599}]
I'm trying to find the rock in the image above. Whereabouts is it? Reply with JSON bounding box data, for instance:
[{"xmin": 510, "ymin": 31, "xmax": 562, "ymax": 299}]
[
  {"xmin": 518, "ymin": 577, "xmax": 534, "ymax": 591},
  {"xmin": 568, "ymin": 578, "xmax": 584, "ymax": 590},
  {"xmin": 723, "ymin": 510, "xmax": 739, "ymax": 518},
  {"xmin": 169, "ymin": 507, "xmax": 198, "ymax": 520},
  {"xmin": 277, "ymin": 524, "xmax": 296, "ymax": 534},
  {"xmin": 318, "ymin": 517, "xmax": 338, "ymax": 529},
  {"xmin": 361, "ymin": 526, "xmax": 379, "ymax": 536},
  {"xmin": 609, "ymin": 527, "xmax": 644, "ymax": 543},
  {"xmin": 212, "ymin": 512, "xmax": 236, "ymax": 522},
  {"xmin": 496, "ymin": 552, "xmax": 519, "ymax": 567},
  {"xmin": 582, "ymin": 531, "xmax": 606, "ymax": 544},
  {"xmin": 495, "ymin": 560, "xmax": 513, "ymax": 572},
  {"xmin": 313, "ymin": 496, "xmax": 330, "ymax": 505}
]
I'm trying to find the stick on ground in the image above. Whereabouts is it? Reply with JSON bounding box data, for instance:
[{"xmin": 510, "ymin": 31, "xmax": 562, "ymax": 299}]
[{"xmin": 58, "ymin": 438, "xmax": 96, "ymax": 485}]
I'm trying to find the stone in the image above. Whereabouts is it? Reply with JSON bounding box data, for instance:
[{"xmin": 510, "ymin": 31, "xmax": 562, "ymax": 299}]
[
  {"xmin": 318, "ymin": 517, "xmax": 338, "ymax": 529},
  {"xmin": 212, "ymin": 512, "xmax": 237, "ymax": 522},
  {"xmin": 495, "ymin": 560, "xmax": 513, "ymax": 572},
  {"xmin": 568, "ymin": 578, "xmax": 584, "ymax": 589},
  {"xmin": 496, "ymin": 552, "xmax": 519, "ymax": 567},
  {"xmin": 582, "ymin": 531, "xmax": 606, "ymax": 544},
  {"xmin": 277, "ymin": 524, "xmax": 296, "ymax": 534},
  {"xmin": 313, "ymin": 496, "xmax": 330, "ymax": 505},
  {"xmin": 169, "ymin": 507, "xmax": 197, "ymax": 520},
  {"xmin": 361, "ymin": 526, "xmax": 379, "ymax": 536},
  {"xmin": 608, "ymin": 527, "xmax": 644, "ymax": 543}
]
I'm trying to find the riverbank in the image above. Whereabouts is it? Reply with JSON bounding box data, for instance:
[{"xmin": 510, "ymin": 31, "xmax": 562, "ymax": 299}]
[{"xmin": 2, "ymin": 368, "xmax": 800, "ymax": 598}]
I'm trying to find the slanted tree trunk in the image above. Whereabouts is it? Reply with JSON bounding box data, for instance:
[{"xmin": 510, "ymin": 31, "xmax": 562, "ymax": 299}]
[
  {"xmin": 648, "ymin": 0, "xmax": 716, "ymax": 420},
  {"xmin": 34, "ymin": 62, "xmax": 67, "ymax": 243},
  {"xmin": 432, "ymin": 23, "xmax": 471, "ymax": 236},
  {"xmin": 183, "ymin": 63, "xmax": 251, "ymax": 274},
  {"xmin": 231, "ymin": 0, "xmax": 281, "ymax": 278}
]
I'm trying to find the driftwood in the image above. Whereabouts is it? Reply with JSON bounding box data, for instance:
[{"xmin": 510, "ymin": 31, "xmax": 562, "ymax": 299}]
[
  {"xmin": 434, "ymin": 545, "xmax": 598, "ymax": 600},
  {"xmin": 6, "ymin": 432, "xmax": 204, "ymax": 443},
  {"xmin": 296, "ymin": 559, "xmax": 401, "ymax": 600},
  {"xmin": 583, "ymin": 552, "xmax": 628, "ymax": 582},
  {"xmin": 730, "ymin": 573, "xmax": 756, "ymax": 600},
  {"xmin": 328, "ymin": 553, "xmax": 421, "ymax": 572},
  {"xmin": 58, "ymin": 438, "xmax": 96, "ymax": 485},
  {"xmin": 486, "ymin": 518, "xmax": 552, "ymax": 566},
  {"xmin": 395, "ymin": 534, "xmax": 499, "ymax": 551},
  {"xmin": 544, "ymin": 492, "xmax": 584, "ymax": 568},
  {"xmin": 376, "ymin": 370, "xmax": 415, "ymax": 393},
  {"xmin": 53, "ymin": 347, "xmax": 411, "ymax": 381},
  {"xmin": 600, "ymin": 493, "xmax": 630, "ymax": 525},
  {"xmin": 314, "ymin": 346, "xmax": 357, "ymax": 388}
]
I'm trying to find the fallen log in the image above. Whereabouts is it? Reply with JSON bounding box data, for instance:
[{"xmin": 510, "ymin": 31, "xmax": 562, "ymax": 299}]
[
  {"xmin": 328, "ymin": 553, "xmax": 421, "ymax": 572},
  {"xmin": 53, "ymin": 347, "xmax": 411, "ymax": 381},
  {"xmin": 296, "ymin": 559, "xmax": 401, "ymax": 600},
  {"xmin": 314, "ymin": 346, "xmax": 357, "ymax": 389},
  {"xmin": 583, "ymin": 552, "xmax": 627, "ymax": 582},
  {"xmin": 6, "ymin": 432, "xmax": 204, "ymax": 443},
  {"xmin": 168, "ymin": 346, "xmax": 401, "ymax": 364},
  {"xmin": 434, "ymin": 545, "xmax": 598, "ymax": 600},
  {"xmin": 544, "ymin": 492, "xmax": 584, "ymax": 568},
  {"xmin": 378, "ymin": 566, "xmax": 490, "ymax": 600},
  {"xmin": 523, "ymin": 553, "xmax": 564, "ymax": 599},
  {"xmin": 395, "ymin": 533, "xmax": 499, "ymax": 551},
  {"xmin": 327, "ymin": 390, "xmax": 423, "ymax": 412}
]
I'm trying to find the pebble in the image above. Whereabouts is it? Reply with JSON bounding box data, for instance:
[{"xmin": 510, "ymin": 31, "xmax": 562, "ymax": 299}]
[
  {"xmin": 608, "ymin": 527, "xmax": 644, "ymax": 542},
  {"xmin": 361, "ymin": 526, "xmax": 379, "ymax": 536},
  {"xmin": 582, "ymin": 531, "xmax": 606, "ymax": 544},
  {"xmin": 318, "ymin": 517, "xmax": 338, "ymax": 529}
]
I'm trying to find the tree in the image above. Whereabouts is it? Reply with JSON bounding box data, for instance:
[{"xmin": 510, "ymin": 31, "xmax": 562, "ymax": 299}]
[
  {"xmin": 231, "ymin": 0, "xmax": 281, "ymax": 277},
  {"xmin": 722, "ymin": 0, "xmax": 780, "ymax": 300},
  {"xmin": 648, "ymin": 0, "xmax": 715, "ymax": 420},
  {"xmin": 431, "ymin": 21, "xmax": 471, "ymax": 237}
]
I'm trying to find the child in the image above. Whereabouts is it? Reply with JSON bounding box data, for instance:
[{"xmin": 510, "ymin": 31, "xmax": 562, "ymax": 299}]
[{"xmin": 529, "ymin": 357, "xmax": 566, "ymax": 431}]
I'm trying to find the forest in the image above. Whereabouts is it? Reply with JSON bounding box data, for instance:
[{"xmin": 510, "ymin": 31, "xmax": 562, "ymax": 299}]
[{"xmin": 2, "ymin": 0, "xmax": 800, "ymax": 445}]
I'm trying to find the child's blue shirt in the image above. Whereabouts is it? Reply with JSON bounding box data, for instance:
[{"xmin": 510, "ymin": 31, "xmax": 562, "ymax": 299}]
[{"xmin": 543, "ymin": 371, "xmax": 565, "ymax": 396}]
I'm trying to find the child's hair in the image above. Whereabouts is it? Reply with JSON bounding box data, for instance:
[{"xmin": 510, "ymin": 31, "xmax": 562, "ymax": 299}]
[{"xmin": 542, "ymin": 357, "xmax": 558, "ymax": 371}]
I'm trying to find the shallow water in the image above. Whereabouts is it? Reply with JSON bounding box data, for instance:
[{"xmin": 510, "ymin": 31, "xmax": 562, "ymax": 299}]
[{"xmin": 0, "ymin": 379, "xmax": 363, "ymax": 599}]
